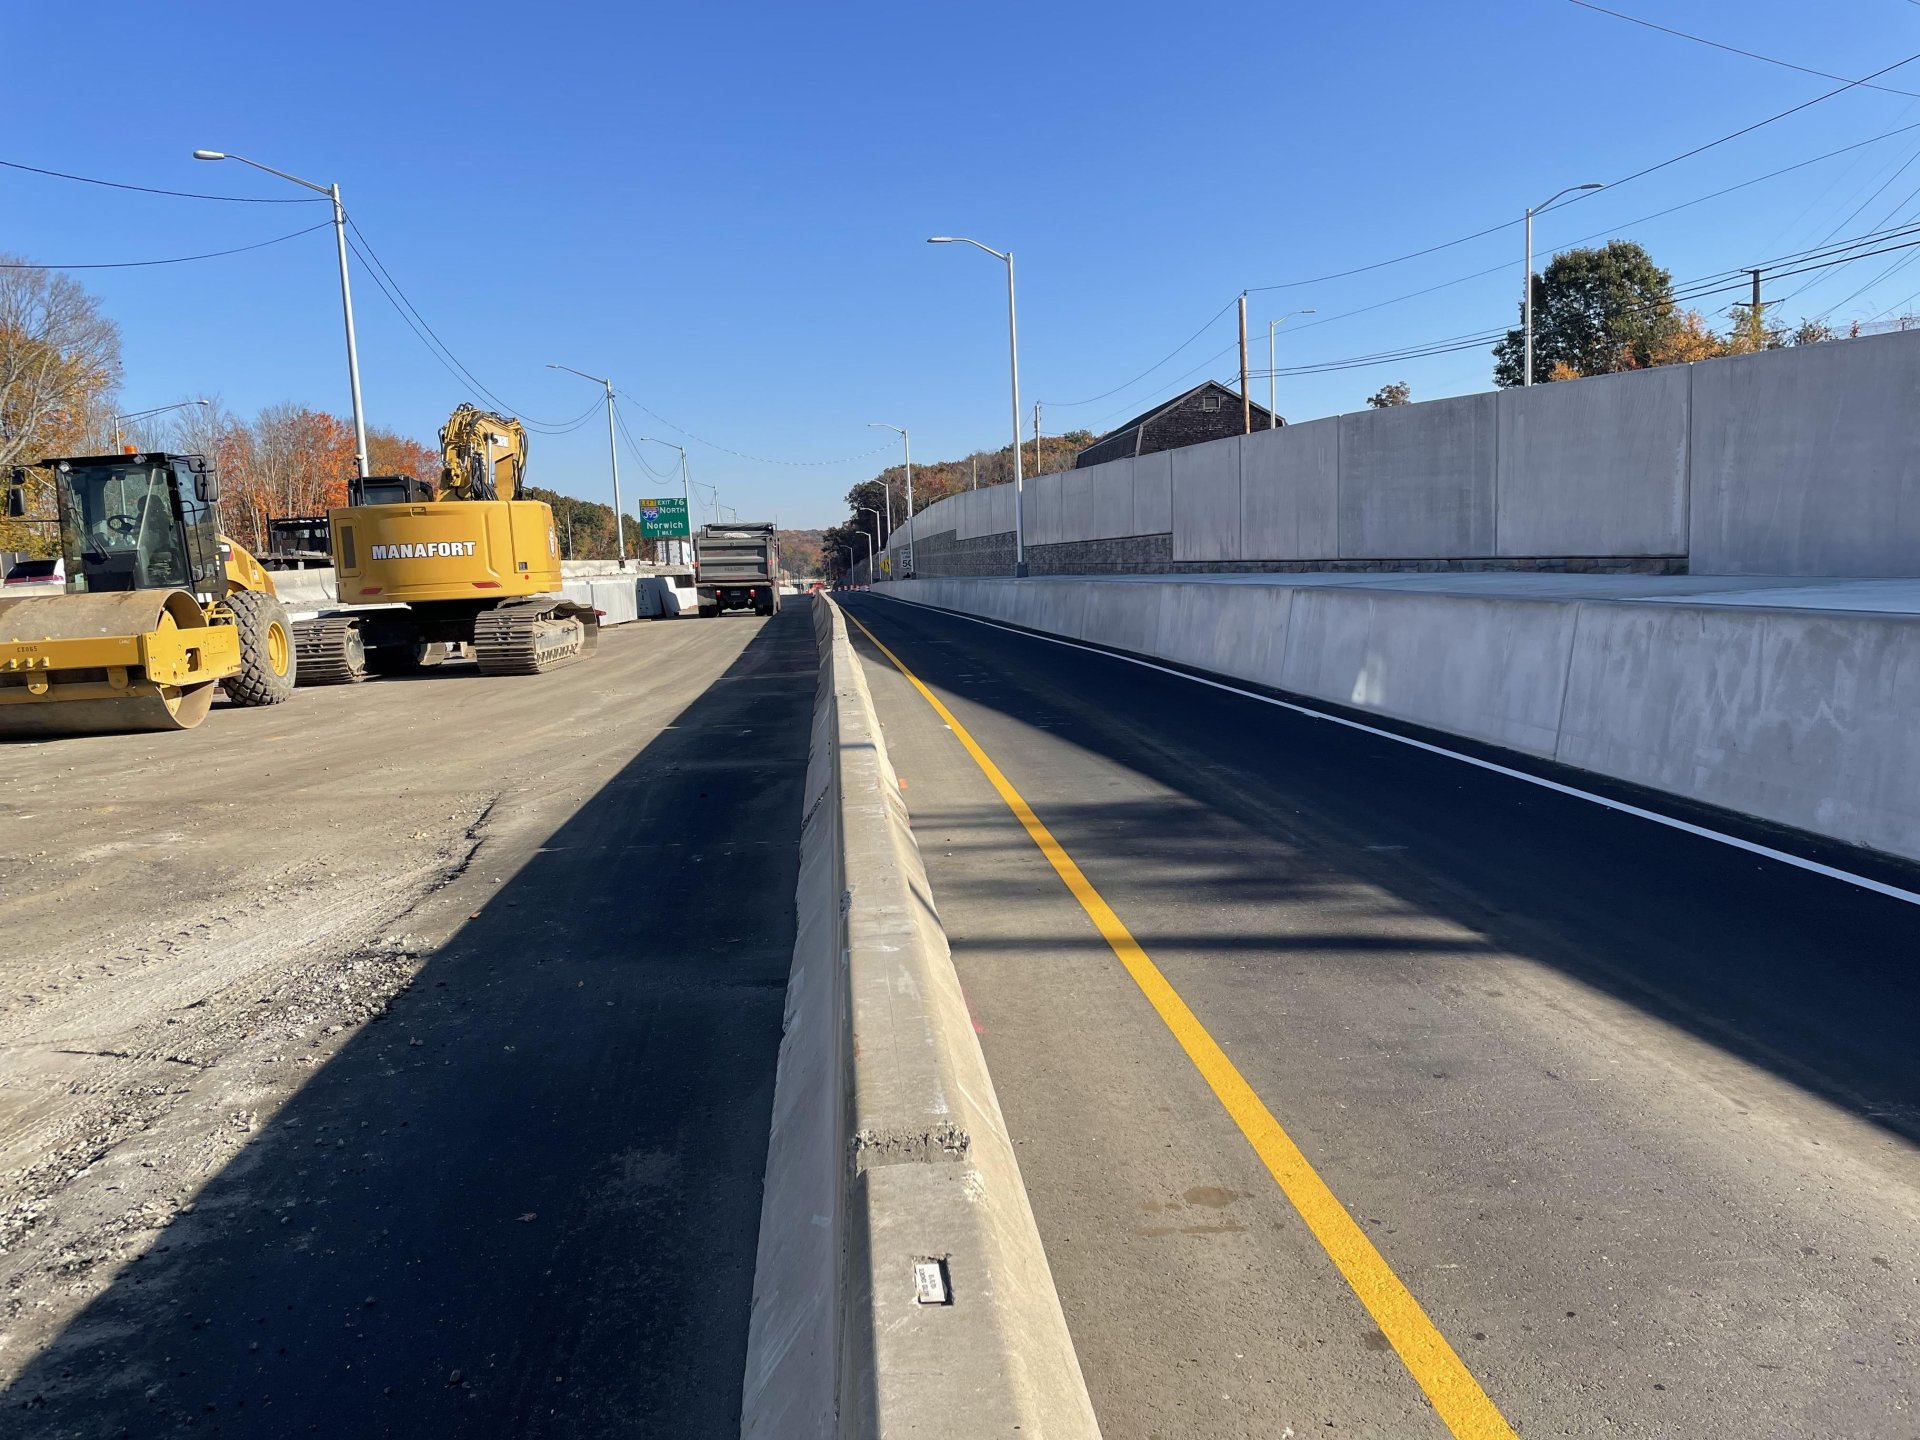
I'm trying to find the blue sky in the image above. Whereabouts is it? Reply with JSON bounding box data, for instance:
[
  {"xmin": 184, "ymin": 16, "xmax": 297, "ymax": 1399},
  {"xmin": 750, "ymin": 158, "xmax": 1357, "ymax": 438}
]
[{"xmin": 7, "ymin": 0, "xmax": 1919, "ymax": 526}]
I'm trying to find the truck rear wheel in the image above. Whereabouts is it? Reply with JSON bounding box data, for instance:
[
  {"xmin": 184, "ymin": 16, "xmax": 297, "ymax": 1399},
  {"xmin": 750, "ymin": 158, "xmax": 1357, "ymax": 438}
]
[{"xmin": 223, "ymin": 590, "xmax": 297, "ymax": 706}]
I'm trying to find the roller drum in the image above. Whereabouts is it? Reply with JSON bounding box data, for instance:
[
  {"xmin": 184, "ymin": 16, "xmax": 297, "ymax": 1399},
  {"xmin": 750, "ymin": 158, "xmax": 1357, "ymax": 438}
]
[{"xmin": 0, "ymin": 589, "xmax": 222, "ymax": 736}]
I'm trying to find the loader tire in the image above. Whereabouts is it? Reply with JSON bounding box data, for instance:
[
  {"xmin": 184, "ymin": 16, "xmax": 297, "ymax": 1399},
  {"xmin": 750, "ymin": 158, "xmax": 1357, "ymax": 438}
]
[{"xmin": 224, "ymin": 590, "xmax": 297, "ymax": 707}]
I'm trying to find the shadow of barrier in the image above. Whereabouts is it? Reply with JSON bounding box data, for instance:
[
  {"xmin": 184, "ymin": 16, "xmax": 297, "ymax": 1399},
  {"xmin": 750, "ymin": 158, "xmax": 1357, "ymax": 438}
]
[{"xmin": 740, "ymin": 597, "xmax": 1101, "ymax": 1438}]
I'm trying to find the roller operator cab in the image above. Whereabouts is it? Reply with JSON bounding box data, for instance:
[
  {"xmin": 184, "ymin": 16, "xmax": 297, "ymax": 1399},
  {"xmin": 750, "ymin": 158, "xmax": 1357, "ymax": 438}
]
[{"xmin": 0, "ymin": 453, "xmax": 296, "ymax": 735}]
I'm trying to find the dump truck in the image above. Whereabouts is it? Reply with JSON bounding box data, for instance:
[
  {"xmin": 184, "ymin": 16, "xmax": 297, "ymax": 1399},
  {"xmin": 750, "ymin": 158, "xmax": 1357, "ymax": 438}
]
[
  {"xmin": 693, "ymin": 522, "xmax": 781, "ymax": 617},
  {"xmin": 294, "ymin": 404, "xmax": 598, "ymax": 682},
  {"xmin": 0, "ymin": 452, "xmax": 296, "ymax": 735}
]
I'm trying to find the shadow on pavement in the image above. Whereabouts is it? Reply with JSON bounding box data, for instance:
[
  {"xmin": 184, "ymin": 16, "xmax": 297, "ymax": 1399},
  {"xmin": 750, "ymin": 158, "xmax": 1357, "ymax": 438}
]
[
  {"xmin": 8, "ymin": 609, "xmax": 816, "ymax": 1439},
  {"xmin": 841, "ymin": 594, "xmax": 1920, "ymax": 1149}
]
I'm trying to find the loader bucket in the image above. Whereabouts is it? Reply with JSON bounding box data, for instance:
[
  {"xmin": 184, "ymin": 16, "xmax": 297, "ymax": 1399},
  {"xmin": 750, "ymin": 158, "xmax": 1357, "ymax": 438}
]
[{"xmin": 0, "ymin": 589, "xmax": 236, "ymax": 737}]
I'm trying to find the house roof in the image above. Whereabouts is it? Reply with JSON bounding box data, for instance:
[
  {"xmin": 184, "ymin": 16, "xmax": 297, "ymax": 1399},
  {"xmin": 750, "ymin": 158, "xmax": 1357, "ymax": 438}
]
[
  {"xmin": 1074, "ymin": 381, "xmax": 1278, "ymax": 467},
  {"xmin": 1104, "ymin": 380, "xmax": 1272, "ymax": 440}
]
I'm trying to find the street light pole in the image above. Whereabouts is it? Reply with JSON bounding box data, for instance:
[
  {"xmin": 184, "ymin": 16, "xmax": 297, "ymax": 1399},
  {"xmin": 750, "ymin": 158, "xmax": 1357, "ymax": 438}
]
[
  {"xmin": 854, "ymin": 530, "xmax": 873, "ymax": 587},
  {"xmin": 1523, "ymin": 182, "xmax": 1603, "ymax": 387},
  {"xmin": 1266, "ymin": 311, "xmax": 1315, "ymax": 429},
  {"xmin": 928, "ymin": 237, "xmax": 1023, "ymax": 575},
  {"xmin": 112, "ymin": 399, "xmax": 210, "ymax": 450},
  {"xmin": 194, "ymin": 151, "xmax": 368, "ymax": 476},
  {"xmin": 868, "ymin": 423, "xmax": 911, "ymax": 577},
  {"xmin": 548, "ymin": 364, "xmax": 626, "ymax": 567}
]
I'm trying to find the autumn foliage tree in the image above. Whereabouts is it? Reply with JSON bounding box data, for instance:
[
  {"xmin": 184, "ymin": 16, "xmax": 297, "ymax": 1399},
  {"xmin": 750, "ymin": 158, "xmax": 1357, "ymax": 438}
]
[
  {"xmin": 367, "ymin": 427, "xmax": 439, "ymax": 483},
  {"xmin": 0, "ymin": 259, "xmax": 121, "ymax": 555}
]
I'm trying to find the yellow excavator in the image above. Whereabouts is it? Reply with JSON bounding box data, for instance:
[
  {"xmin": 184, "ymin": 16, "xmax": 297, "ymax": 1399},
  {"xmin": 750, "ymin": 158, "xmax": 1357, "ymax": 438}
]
[
  {"xmin": 0, "ymin": 451, "xmax": 296, "ymax": 735},
  {"xmin": 295, "ymin": 403, "xmax": 598, "ymax": 682}
]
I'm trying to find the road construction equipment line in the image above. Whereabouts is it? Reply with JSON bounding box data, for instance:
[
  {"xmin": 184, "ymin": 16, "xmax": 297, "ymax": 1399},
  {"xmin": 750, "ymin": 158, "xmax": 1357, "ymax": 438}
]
[
  {"xmin": 868, "ymin": 594, "xmax": 1920, "ymax": 911},
  {"xmin": 842, "ymin": 602, "xmax": 1519, "ymax": 1440}
]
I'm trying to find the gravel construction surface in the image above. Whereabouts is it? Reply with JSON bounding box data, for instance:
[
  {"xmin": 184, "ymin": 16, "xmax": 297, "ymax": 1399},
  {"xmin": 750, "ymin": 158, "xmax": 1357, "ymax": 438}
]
[{"xmin": 0, "ymin": 609, "xmax": 816, "ymax": 1436}]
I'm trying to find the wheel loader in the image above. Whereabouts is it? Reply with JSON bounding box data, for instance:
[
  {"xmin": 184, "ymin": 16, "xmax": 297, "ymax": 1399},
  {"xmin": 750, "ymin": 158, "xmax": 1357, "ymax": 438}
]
[
  {"xmin": 0, "ymin": 452, "xmax": 296, "ymax": 735},
  {"xmin": 295, "ymin": 403, "xmax": 598, "ymax": 683}
]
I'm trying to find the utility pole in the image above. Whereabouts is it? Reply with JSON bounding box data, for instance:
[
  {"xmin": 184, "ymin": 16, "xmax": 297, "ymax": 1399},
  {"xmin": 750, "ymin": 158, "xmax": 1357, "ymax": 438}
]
[
  {"xmin": 971, "ymin": 455, "xmax": 977, "ymax": 490},
  {"xmin": 1238, "ymin": 292, "xmax": 1252, "ymax": 434},
  {"xmin": 193, "ymin": 152, "xmax": 369, "ymax": 476},
  {"xmin": 1033, "ymin": 401, "xmax": 1042, "ymax": 477},
  {"xmin": 1749, "ymin": 268, "xmax": 1764, "ymax": 345}
]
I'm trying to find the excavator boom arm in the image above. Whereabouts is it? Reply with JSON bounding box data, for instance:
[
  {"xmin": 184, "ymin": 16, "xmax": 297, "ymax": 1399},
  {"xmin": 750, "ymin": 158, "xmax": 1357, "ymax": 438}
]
[{"xmin": 438, "ymin": 403, "xmax": 529, "ymax": 502}]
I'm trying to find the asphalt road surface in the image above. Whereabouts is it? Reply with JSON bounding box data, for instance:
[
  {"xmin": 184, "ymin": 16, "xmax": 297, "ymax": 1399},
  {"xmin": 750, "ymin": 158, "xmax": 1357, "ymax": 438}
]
[
  {"xmin": 841, "ymin": 592, "xmax": 1920, "ymax": 1440},
  {"xmin": 1, "ymin": 608, "xmax": 815, "ymax": 1437}
]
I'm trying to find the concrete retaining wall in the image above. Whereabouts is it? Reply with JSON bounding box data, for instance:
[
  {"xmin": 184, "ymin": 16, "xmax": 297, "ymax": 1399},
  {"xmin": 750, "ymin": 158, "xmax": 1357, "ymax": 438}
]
[
  {"xmin": 885, "ymin": 330, "xmax": 1920, "ymax": 580},
  {"xmin": 741, "ymin": 597, "xmax": 1100, "ymax": 1438},
  {"xmin": 1691, "ymin": 329, "xmax": 1920, "ymax": 576},
  {"xmin": 881, "ymin": 578, "xmax": 1920, "ymax": 865}
]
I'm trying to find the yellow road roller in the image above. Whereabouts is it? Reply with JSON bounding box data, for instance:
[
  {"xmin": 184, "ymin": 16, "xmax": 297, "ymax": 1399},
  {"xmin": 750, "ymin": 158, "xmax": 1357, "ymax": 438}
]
[{"xmin": 0, "ymin": 452, "xmax": 296, "ymax": 736}]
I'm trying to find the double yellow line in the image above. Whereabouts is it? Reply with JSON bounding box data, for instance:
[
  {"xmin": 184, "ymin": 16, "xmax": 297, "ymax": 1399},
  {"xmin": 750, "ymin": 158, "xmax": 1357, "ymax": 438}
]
[{"xmin": 842, "ymin": 604, "xmax": 1517, "ymax": 1440}]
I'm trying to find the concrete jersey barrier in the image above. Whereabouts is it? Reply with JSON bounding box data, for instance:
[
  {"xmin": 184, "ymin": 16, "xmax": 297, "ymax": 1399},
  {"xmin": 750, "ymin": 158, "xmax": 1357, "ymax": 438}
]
[{"xmin": 740, "ymin": 596, "xmax": 1101, "ymax": 1439}]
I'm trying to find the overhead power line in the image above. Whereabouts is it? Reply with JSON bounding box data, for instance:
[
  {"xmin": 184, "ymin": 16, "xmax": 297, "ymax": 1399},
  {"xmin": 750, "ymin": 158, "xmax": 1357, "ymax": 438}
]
[
  {"xmin": 1565, "ymin": 0, "xmax": 1920, "ymax": 99},
  {"xmin": 1259, "ymin": 233, "xmax": 1920, "ymax": 380},
  {"xmin": 1595, "ymin": 47, "xmax": 1920, "ymax": 198},
  {"xmin": 1041, "ymin": 295, "xmax": 1240, "ymax": 407},
  {"xmin": 1247, "ymin": 45, "xmax": 1920, "ymax": 294},
  {"xmin": 344, "ymin": 217, "xmax": 602, "ymax": 433},
  {"xmin": 0, "ymin": 221, "xmax": 334, "ymax": 270},
  {"xmin": 620, "ymin": 396, "xmax": 898, "ymax": 467},
  {"xmin": 0, "ymin": 156, "xmax": 328, "ymax": 203},
  {"xmin": 344, "ymin": 235, "xmax": 601, "ymax": 437},
  {"xmin": 608, "ymin": 404, "xmax": 684, "ymax": 483},
  {"xmin": 1060, "ymin": 117, "xmax": 1920, "ymax": 417}
]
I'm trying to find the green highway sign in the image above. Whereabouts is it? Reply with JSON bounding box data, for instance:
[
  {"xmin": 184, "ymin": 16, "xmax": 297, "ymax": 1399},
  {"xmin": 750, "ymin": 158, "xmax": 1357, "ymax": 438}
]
[{"xmin": 637, "ymin": 497, "xmax": 690, "ymax": 539}]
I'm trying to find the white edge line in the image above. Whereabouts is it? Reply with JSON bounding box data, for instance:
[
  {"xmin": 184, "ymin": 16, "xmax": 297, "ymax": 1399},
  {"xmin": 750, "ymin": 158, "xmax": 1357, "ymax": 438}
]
[{"xmin": 861, "ymin": 592, "xmax": 1920, "ymax": 910}]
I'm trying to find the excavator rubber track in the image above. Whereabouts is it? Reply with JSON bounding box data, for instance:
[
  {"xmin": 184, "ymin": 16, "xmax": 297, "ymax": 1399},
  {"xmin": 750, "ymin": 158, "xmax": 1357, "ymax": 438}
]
[
  {"xmin": 293, "ymin": 615, "xmax": 368, "ymax": 686},
  {"xmin": 472, "ymin": 597, "xmax": 600, "ymax": 677}
]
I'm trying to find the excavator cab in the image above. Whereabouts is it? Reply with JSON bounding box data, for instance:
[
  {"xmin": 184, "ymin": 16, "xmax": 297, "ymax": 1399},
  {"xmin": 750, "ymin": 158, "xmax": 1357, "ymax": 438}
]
[
  {"xmin": 348, "ymin": 474, "xmax": 434, "ymax": 507},
  {"xmin": 43, "ymin": 455, "xmax": 224, "ymax": 600}
]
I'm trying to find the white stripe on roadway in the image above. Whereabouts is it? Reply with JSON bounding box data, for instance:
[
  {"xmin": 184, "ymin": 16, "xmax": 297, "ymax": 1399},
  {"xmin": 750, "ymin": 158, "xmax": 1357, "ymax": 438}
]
[{"xmin": 868, "ymin": 594, "xmax": 1920, "ymax": 910}]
